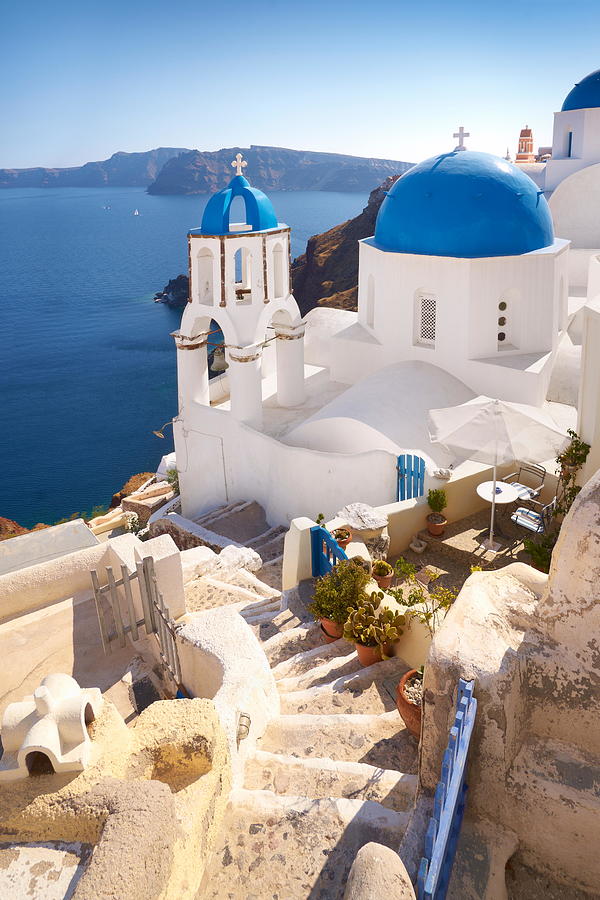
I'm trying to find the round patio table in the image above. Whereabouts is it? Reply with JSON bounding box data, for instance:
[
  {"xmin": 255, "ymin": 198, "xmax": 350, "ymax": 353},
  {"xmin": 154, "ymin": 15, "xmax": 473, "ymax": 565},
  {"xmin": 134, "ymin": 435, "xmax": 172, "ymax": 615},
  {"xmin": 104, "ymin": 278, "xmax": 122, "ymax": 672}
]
[
  {"xmin": 476, "ymin": 481, "xmax": 519, "ymax": 505},
  {"xmin": 476, "ymin": 481, "xmax": 520, "ymax": 550}
]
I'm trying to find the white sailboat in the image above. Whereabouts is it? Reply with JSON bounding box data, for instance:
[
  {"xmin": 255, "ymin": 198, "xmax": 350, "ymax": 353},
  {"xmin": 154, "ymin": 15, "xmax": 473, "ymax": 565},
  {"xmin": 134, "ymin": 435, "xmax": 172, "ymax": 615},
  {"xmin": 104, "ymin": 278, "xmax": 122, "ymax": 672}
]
[{"xmin": 133, "ymin": 208, "xmax": 139, "ymax": 216}]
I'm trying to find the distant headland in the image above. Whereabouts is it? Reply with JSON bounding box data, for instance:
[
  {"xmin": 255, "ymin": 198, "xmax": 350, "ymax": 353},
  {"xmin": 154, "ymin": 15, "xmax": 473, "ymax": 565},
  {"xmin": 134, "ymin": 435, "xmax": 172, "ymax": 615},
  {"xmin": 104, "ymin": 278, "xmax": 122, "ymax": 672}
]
[{"xmin": 0, "ymin": 145, "xmax": 413, "ymax": 194}]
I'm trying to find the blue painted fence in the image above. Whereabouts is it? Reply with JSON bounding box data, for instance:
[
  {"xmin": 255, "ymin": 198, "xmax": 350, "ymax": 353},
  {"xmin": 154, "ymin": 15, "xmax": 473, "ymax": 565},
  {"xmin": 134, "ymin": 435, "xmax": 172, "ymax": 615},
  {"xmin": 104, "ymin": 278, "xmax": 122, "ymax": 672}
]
[
  {"xmin": 310, "ymin": 525, "xmax": 348, "ymax": 577},
  {"xmin": 397, "ymin": 454, "xmax": 426, "ymax": 501},
  {"xmin": 417, "ymin": 678, "xmax": 477, "ymax": 900}
]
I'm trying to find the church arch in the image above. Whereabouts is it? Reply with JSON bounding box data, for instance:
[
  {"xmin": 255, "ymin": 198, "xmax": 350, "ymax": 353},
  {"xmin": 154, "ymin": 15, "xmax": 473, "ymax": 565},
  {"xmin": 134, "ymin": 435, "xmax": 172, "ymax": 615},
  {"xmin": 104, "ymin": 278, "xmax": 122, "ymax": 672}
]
[
  {"xmin": 272, "ymin": 242, "xmax": 285, "ymax": 298},
  {"xmin": 366, "ymin": 274, "xmax": 375, "ymax": 328},
  {"xmin": 196, "ymin": 247, "xmax": 214, "ymax": 305},
  {"xmin": 233, "ymin": 246, "xmax": 253, "ymax": 305}
]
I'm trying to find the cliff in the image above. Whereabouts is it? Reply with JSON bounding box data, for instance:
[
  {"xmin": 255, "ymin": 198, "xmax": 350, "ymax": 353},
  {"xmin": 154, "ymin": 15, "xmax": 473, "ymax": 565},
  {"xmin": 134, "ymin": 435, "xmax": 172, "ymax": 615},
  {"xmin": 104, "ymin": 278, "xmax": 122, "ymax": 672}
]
[
  {"xmin": 0, "ymin": 148, "xmax": 190, "ymax": 189},
  {"xmin": 147, "ymin": 145, "xmax": 412, "ymax": 195},
  {"xmin": 291, "ymin": 175, "xmax": 400, "ymax": 313},
  {"xmin": 154, "ymin": 275, "xmax": 189, "ymax": 307}
]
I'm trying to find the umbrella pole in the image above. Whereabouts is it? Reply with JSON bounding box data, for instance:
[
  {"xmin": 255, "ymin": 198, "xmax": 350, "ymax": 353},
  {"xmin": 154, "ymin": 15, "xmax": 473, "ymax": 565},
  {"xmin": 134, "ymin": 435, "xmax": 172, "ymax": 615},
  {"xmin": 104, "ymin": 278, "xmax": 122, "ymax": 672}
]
[{"xmin": 489, "ymin": 464, "xmax": 497, "ymax": 550}]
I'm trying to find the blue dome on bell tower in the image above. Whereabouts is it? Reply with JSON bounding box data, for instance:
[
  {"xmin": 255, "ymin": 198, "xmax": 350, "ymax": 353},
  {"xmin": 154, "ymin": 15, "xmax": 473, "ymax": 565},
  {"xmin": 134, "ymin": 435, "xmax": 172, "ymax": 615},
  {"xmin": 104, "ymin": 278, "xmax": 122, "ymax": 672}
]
[{"xmin": 197, "ymin": 153, "xmax": 279, "ymax": 236}]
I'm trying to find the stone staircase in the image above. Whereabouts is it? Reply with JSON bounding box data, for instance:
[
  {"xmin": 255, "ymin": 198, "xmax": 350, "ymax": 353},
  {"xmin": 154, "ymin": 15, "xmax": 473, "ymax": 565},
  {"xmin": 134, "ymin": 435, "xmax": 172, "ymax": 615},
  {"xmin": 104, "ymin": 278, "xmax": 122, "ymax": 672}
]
[
  {"xmin": 193, "ymin": 500, "xmax": 286, "ymax": 592},
  {"xmin": 198, "ymin": 596, "xmax": 418, "ymax": 899}
]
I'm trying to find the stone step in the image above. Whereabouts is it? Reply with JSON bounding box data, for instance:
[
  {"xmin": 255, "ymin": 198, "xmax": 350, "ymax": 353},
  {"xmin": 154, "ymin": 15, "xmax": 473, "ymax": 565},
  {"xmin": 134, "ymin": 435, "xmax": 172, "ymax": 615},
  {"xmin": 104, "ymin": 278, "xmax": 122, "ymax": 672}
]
[
  {"xmin": 247, "ymin": 525, "xmax": 287, "ymax": 549},
  {"xmin": 249, "ymin": 533, "xmax": 286, "ymax": 563},
  {"xmin": 278, "ymin": 656, "xmax": 410, "ymax": 715},
  {"xmin": 270, "ymin": 637, "xmax": 354, "ymax": 682},
  {"xmin": 244, "ymin": 750, "xmax": 417, "ymax": 812},
  {"xmin": 194, "ymin": 499, "xmax": 250, "ymax": 528},
  {"xmin": 202, "ymin": 500, "xmax": 270, "ymax": 543},
  {"xmin": 185, "ymin": 575, "xmax": 270, "ymax": 614},
  {"xmin": 259, "ymin": 622, "xmax": 326, "ymax": 666},
  {"xmin": 275, "ymin": 644, "xmax": 363, "ymax": 693},
  {"xmin": 198, "ymin": 788, "xmax": 409, "ymax": 900},
  {"xmin": 259, "ymin": 711, "xmax": 418, "ymax": 773},
  {"xmin": 255, "ymin": 554, "xmax": 283, "ymax": 591},
  {"xmin": 221, "ymin": 567, "xmax": 281, "ymax": 601}
]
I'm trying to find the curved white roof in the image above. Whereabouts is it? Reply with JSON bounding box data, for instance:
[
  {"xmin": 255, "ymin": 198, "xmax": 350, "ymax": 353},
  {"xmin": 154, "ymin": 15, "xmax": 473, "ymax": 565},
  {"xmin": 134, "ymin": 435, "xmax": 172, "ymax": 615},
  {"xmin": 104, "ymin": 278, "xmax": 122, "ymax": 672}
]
[{"xmin": 284, "ymin": 360, "xmax": 476, "ymax": 469}]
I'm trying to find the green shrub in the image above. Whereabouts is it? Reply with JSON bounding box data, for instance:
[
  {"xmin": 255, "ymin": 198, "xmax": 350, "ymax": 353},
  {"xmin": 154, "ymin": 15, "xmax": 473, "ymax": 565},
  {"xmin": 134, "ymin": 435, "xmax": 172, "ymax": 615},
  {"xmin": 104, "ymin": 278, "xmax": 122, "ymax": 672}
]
[
  {"xmin": 394, "ymin": 556, "xmax": 416, "ymax": 582},
  {"xmin": 309, "ymin": 560, "xmax": 371, "ymax": 625},
  {"xmin": 523, "ymin": 531, "xmax": 558, "ymax": 574},
  {"xmin": 166, "ymin": 468, "xmax": 180, "ymax": 495},
  {"xmin": 427, "ymin": 489, "xmax": 447, "ymax": 515}
]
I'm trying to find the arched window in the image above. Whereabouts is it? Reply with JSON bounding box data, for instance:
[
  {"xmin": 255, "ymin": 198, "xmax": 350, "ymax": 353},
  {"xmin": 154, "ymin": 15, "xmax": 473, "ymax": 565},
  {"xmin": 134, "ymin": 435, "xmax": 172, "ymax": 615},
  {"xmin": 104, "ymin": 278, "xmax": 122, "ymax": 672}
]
[
  {"xmin": 415, "ymin": 291, "xmax": 437, "ymax": 346},
  {"xmin": 234, "ymin": 247, "xmax": 253, "ymax": 304},
  {"xmin": 197, "ymin": 247, "xmax": 214, "ymax": 305},
  {"xmin": 366, "ymin": 275, "xmax": 375, "ymax": 328},
  {"xmin": 273, "ymin": 243, "xmax": 285, "ymax": 298}
]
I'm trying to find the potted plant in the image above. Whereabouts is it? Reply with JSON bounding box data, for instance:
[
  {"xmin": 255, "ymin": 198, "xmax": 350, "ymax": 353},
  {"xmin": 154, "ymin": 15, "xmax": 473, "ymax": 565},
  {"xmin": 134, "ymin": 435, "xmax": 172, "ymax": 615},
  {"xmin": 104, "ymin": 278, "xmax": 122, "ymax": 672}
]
[
  {"xmin": 426, "ymin": 488, "xmax": 447, "ymax": 536},
  {"xmin": 343, "ymin": 598, "xmax": 406, "ymax": 666},
  {"xmin": 371, "ymin": 559, "xmax": 393, "ymax": 589},
  {"xmin": 308, "ymin": 560, "xmax": 371, "ymax": 643},
  {"xmin": 556, "ymin": 429, "xmax": 590, "ymax": 479},
  {"xmin": 396, "ymin": 668, "xmax": 423, "ymax": 739},
  {"xmin": 332, "ymin": 526, "xmax": 352, "ymax": 550},
  {"xmin": 394, "ymin": 579, "xmax": 457, "ymax": 737}
]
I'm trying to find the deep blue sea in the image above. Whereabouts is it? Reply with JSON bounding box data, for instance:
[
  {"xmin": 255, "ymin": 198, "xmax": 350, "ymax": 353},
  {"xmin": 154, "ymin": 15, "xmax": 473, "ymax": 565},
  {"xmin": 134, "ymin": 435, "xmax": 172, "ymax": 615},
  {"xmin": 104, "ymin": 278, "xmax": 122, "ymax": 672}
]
[{"xmin": 0, "ymin": 187, "xmax": 368, "ymax": 527}]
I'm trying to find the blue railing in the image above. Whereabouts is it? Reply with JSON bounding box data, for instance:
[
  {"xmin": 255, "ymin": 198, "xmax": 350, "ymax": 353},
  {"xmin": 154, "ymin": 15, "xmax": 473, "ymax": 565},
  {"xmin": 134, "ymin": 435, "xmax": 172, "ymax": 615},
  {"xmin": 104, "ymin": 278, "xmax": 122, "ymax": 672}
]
[
  {"xmin": 310, "ymin": 525, "xmax": 348, "ymax": 577},
  {"xmin": 417, "ymin": 678, "xmax": 477, "ymax": 900},
  {"xmin": 397, "ymin": 454, "xmax": 425, "ymax": 501}
]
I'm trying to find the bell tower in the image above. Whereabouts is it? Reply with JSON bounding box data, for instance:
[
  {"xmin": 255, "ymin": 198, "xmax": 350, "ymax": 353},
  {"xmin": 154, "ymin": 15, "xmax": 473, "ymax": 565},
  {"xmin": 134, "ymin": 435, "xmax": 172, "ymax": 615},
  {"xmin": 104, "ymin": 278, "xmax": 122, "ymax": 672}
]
[
  {"xmin": 175, "ymin": 153, "xmax": 305, "ymax": 434},
  {"xmin": 516, "ymin": 126, "xmax": 536, "ymax": 164}
]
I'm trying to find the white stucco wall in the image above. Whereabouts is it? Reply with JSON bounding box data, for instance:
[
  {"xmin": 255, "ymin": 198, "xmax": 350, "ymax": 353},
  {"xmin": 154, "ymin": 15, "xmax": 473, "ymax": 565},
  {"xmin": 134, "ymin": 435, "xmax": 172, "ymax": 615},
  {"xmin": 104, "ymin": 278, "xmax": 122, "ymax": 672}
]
[
  {"xmin": 324, "ymin": 238, "xmax": 568, "ymax": 406},
  {"xmin": 549, "ymin": 162, "xmax": 600, "ymax": 251},
  {"xmin": 0, "ymin": 519, "xmax": 99, "ymax": 577}
]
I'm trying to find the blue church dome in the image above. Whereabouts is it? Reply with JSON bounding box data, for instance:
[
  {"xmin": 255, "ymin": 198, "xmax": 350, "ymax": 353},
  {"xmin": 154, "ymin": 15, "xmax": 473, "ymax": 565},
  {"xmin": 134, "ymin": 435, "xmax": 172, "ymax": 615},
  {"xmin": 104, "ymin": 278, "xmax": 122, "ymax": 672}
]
[
  {"xmin": 198, "ymin": 170, "xmax": 279, "ymax": 236},
  {"xmin": 373, "ymin": 150, "xmax": 554, "ymax": 259},
  {"xmin": 562, "ymin": 68, "xmax": 600, "ymax": 111}
]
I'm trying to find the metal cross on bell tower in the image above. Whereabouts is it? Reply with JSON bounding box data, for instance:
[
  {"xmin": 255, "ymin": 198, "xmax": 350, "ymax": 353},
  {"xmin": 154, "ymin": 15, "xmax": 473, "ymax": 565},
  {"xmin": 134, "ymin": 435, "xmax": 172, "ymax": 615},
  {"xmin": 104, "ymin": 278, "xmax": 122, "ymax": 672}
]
[
  {"xmin": 453, "ymin": 126, "xmax": 470, "ymax": 151},
  {"xmin": 231, "ymin": 152, "xmax": 248, "ymax": 176}
]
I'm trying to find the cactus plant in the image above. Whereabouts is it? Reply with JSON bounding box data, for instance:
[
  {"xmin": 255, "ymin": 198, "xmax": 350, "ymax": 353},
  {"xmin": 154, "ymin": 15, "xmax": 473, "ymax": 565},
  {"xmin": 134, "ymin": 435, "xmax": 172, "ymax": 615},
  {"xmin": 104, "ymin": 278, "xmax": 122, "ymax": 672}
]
[{"xmin": 343, "ymin": 597, "xmax": 406, "ymax": 655}]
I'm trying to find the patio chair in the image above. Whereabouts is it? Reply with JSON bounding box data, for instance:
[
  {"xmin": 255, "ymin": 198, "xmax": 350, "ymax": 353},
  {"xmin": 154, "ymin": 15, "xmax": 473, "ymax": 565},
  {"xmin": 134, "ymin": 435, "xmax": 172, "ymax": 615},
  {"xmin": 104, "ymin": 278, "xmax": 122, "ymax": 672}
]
[
  {"xmin": 510, "ymin": 497, "xmax": 556, "ymax": 535},
  {"xmin": 504, "ymin": 463, "xmax": 546, "ymax": 502}
]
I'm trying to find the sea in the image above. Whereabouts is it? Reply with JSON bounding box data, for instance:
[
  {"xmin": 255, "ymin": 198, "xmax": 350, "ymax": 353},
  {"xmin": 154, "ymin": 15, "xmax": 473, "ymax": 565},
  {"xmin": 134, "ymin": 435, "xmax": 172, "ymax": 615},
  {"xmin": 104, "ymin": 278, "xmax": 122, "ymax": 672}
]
[{"xmin": 0, "ymin": 187, "xmax": 368, "ymax": 527}]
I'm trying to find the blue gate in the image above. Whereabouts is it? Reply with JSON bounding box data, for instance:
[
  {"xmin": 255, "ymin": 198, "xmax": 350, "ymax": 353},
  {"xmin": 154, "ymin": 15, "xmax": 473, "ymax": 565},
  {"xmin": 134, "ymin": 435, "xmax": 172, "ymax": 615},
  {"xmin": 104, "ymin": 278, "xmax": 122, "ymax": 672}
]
[
  {"xmin": 417, "ymin": 678, "xmax": 477, "ymax": 900},
  {"xmin": 310, "ymin": 526, "xmax": 348, "ymax": 577},
  {"xmin": 397, "ymin": 454, "xmax": 425, "ymax": 501}
]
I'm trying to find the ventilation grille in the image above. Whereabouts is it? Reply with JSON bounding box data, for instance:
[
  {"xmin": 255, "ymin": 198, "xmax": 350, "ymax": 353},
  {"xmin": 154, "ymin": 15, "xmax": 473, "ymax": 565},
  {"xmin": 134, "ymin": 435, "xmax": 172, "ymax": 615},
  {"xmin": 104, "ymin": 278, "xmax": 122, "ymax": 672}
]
[{"xmin": 419, "ymin": 296, "xmax": 437, "ymax": 344}]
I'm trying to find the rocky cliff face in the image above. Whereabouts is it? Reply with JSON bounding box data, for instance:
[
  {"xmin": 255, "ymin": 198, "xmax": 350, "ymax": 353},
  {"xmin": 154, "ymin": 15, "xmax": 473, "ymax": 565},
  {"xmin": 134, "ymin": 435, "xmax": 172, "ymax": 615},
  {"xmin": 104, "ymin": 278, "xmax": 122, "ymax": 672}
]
[
  {"xmin": 0, "ymin": 148, "xmax": 190, "ymax": 188},
  {"xmin": 148, "ymin": 146, "xmax": 411, "ymax": 195},
  {"xmin": 291, "ymin": 175, "xmax": 400, "ymax": 313}
]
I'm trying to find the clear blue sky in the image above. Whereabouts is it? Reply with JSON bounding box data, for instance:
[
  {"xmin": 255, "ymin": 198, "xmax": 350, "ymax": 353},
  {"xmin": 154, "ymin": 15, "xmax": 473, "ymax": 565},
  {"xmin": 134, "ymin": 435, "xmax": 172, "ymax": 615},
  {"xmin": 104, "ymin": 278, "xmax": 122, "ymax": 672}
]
[{"xmin": 2, "ymin": 0, "xmax": 600, "ymax": 168}]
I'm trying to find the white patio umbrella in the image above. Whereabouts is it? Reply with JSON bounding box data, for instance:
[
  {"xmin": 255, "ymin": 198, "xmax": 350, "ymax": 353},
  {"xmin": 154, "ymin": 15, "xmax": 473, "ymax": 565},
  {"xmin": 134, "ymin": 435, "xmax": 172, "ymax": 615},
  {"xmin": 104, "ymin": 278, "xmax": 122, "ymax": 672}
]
[{"xmin": 427, "ymin": 397, "xmax": 569, "ymax": 552}]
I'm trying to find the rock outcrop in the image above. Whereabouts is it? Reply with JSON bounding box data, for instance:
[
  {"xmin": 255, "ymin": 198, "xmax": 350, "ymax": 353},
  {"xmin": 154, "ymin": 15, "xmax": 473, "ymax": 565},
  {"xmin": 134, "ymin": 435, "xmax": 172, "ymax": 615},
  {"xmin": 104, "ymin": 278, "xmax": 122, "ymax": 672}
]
[
  {"xmin": 291, "ymin": 175, "xmax": 401, "ymax": 313},
  {"xmin": 148, "ymin": 146, "xmax": 411, "ymax": 195},
  {"xmin": 153, "ymin": 275, "xmax": 189, "ymax": 307},
  {"xmin": 0, "ymin": 148, "xmax": 189, "ymax": 189}
]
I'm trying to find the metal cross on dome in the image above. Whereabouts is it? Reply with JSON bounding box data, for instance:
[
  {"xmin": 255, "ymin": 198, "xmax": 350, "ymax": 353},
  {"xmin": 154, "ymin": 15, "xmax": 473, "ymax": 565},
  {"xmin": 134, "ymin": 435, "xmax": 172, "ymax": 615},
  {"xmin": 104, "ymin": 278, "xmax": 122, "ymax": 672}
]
[
  {"xmin": 231, "ymin": 153, "xmax": 247, "ymax": 176},
  {"xmin": 453, "ymin": 126, "xmax": 470, "ymax": 151}
]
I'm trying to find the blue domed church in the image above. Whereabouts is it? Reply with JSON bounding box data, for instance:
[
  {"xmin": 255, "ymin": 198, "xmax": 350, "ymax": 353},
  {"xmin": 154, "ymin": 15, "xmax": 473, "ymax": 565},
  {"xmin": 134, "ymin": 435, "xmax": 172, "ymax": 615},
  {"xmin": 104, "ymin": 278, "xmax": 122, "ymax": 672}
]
[{"xmin": 321, "ymin": 149, "xmax": 569, "ymax": 407}]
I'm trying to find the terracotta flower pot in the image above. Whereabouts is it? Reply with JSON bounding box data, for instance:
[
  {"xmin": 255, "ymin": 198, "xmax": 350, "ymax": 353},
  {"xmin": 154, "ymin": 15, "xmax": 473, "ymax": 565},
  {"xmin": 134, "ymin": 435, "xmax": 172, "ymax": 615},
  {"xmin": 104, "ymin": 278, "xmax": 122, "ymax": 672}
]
[
  {"xmin": 320, "ymin": 617, "xmax": 343, "ymax": 643},
  {"xmin": 355, "ymin": 643, "xmax": 383, "ymax": 666},
  {"xmin": 426, "ymin": 513, "xmax": 447, "ymax": 537},
  {"xmin": 396, "ymin": 669, "xmax": 423, "ymax": 739},
  {"xmin": 373, "ymin": 572, "xmax": 393, "ymax": 590},
  {"xmin": 333, "ymin": 531, "xmax": 352, "ymax": 550}
]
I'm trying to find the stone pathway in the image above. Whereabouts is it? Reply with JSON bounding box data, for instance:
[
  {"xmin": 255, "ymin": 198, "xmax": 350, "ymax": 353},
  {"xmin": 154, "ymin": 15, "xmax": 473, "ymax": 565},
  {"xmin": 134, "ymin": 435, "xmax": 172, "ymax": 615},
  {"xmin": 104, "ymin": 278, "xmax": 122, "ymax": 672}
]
[{"xmin": 198, "ymin": 600, "xmax": 418, "ymax": 899}]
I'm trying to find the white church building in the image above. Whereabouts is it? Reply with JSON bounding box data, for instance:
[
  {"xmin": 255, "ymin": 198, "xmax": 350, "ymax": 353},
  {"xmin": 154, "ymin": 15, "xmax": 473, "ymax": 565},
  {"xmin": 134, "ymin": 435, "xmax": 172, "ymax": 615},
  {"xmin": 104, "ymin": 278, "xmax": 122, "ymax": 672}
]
[{"xmin": 170, "ymin": 115, "xmax": 586, "ymax": 525}]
